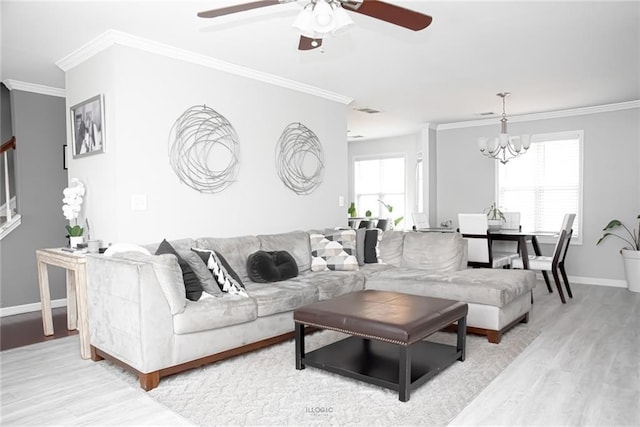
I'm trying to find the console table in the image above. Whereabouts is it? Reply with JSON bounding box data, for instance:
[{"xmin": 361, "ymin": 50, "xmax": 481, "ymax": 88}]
[{"xmin": 36, "ymin": 248, "xmax": 90, "ymax": 359}]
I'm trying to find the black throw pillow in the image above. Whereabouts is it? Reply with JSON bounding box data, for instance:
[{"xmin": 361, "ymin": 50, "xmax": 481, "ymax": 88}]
[
  {"xmin": 364, "ymin": 229, "xmax": 380, "ymax": 264},
  {"xmin": 155, "ymin": 239, "xmax": 203, "ymax": 301},
  {"xmin": 247, "ymin": 250, "xmax": 299, "ymax": 283}
]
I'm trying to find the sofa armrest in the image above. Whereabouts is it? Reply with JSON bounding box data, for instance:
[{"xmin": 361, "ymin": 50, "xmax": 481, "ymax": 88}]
[{"xmin": 86, "ymin": 255, "xmax": 175, "ymax": 373}]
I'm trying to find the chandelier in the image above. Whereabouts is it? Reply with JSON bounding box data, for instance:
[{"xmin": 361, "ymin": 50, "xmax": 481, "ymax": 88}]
[
  {"xmin": 292, "ymin": 0, "xmax": 354, "ymax": 40},
  {"xmin": 477, "ymin": 92, "xmax": 531, "ymax": 164}
]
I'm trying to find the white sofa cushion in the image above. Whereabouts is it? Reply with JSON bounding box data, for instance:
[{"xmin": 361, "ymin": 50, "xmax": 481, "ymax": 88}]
[
  {"xmin": 287, "ymin": 270, "xmax": 366, "ymax": 301},
  {"xmin": 378, "ymin": 231, "xmax": 405, "ymax": 266},
  {"xmin": 244, "ymin": 281, "xmax": 319, "ymax": 317},
  {"xmin": 401, "ymin": 232, "xmax": 467, "ymax": 272}
]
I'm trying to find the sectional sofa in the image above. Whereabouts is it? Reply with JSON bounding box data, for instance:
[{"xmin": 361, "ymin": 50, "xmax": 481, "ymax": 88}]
[{"xmin": 86, "ymin": 229, "xmax": 536, "ymax": 391}]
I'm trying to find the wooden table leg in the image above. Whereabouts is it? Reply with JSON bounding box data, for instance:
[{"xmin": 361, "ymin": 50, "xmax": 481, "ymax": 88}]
[
  {"xmin": 75, "ymin": 263, "xmax": 91, "ymax": 359},
  {"xmin": 36, "ymin": 254, "xmax": 54, "ymax": 336},
  {"xmin": 66, "ymin": 269, "xmax": 78, "ymax": 330},
  {"xmin": 519, "ymin": 236, "xmax": 530, "ymax": 269}
]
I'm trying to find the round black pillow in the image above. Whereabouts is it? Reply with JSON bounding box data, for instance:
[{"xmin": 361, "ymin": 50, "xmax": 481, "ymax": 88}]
[{"xmin": 247, "ymin": 250, "xmax": 298, "ymax": 283}]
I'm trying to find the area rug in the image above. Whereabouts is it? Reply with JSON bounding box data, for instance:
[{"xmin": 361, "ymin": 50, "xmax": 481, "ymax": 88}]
[{"xmin": 99, "ymin": 325, "xmax": 539, "ymax": 426}]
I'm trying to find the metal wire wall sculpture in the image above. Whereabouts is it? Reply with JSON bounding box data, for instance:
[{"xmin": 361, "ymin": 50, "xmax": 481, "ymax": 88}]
[
  {"xmin": 275, "ymin": 122, "xmax": 324, "ymax": 195},
  {"xmin": 168, "ymin": 105, "xmax": 240, "ymax": 193}
]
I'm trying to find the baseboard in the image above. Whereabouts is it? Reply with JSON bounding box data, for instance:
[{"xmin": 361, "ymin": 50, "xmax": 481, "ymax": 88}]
[
  {"xmin": 534, "ymin": 273, "xmax": 627, "ymax": 289},
  {"xmin": 568, "ymin": 275, "xmax": 627, "ymax": 288},
  {"xmin": 0, "ymin": 298, "xmax": 67, "ymax": 317}
]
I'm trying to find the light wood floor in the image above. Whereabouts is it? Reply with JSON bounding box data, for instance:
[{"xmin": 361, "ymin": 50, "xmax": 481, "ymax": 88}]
[
  {"xmin": 451, "ymin": 282, "xmax": 640, "ymax": 426},
  {"xmin": 1, "ymin": 282, "xmax": 638, "ymax": 426}
]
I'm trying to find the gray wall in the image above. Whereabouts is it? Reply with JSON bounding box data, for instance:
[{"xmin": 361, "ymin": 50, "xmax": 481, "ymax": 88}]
[
  {"xmin": 0, "ymin": 90, "xmax": 68, "ymax": 308},
  {"xmin": 436, "ymin": 107, "xmax": 640, "ymax": 283}
]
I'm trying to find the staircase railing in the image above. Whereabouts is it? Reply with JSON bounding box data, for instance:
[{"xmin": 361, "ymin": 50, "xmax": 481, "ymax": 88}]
[
  {"xmin": 1, "ymin": 136, "xmax": 18, "ymax": 238},
  {"xmin": 2, "ymin": 136, "xmax": 17, "ymax": 222}
]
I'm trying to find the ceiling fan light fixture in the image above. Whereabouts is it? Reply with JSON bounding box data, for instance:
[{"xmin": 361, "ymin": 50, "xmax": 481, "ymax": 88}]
[
  {"xmin": 312, "ymin": 0, "xmax": 334, "ymax": 32},
  {"xmin": 331, "ymin": 5, "xmax": 354, "ymax": 34},
  {"xmin": 292, "ymin": 6, "xmax": 315, "ymax": 37},
  {"xmin": 293, "ymin": 0, "xmax": 353, "ymax": 39}
]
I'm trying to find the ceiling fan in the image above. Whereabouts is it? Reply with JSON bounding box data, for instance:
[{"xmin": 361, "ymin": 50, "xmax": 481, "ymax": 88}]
[{"xmin": 198, "ymin": 0, "xmax": 433, "ymax": 51}]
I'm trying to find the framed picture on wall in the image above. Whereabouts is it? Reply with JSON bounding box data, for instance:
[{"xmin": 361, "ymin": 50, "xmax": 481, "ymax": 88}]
[{"xmin": 70, "ymin": 94, "xmax": 105, "ymax": 159}]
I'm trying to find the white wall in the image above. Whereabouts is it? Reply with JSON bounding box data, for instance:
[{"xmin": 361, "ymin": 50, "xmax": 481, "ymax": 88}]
[
  {"xmin": 436, "ymin": 107, "xmax": 640, "ymax": 283},
  {"xmin": 65, "ymin": 45, "xmax": 349, "ymax": 244}
]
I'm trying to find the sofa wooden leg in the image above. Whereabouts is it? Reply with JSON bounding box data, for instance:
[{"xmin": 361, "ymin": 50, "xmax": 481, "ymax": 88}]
[
  {"xmin": 90, "ymin": 345, "xmax": 104, "ymax": 362},
  {"xmin": 139, "ymin": 372, "xmax": 160, "ymax": 391},
  {"xmin": 486, "ymin": 330, "xmax": 502, "ymax": 344},
  {"xmin": 521, "ymin": 312, "xmax": 530, "ymax": 324}
]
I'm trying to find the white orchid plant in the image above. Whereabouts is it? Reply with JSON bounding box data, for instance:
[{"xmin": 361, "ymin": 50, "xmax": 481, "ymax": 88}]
[{"xmin": 62, "ymin": 178, "xmax": 85, "ymax": 237}]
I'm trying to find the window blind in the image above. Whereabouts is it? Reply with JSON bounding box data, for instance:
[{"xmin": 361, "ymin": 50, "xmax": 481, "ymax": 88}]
[{"xmin": 498, "ymin": 131, "xmax": 582, "ymax": 241}]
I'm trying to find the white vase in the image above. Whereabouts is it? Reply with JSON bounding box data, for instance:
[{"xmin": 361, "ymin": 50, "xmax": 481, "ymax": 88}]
[
  {"xmin": 70, "ymin": 236, "xmax": 84, "ymax": 248},
  {"xmin": 622, "ymin": 249, "xmax": 640, "ymax": 293}
]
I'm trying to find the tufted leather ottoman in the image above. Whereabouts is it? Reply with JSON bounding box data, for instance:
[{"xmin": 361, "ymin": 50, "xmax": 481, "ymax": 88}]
[{"xmin": 294, "ymin": 290, "xmax": 468, "ymax": 402}]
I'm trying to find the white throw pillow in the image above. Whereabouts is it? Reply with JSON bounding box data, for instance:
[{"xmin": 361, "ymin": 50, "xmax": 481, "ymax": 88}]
[{"xmin": 103, "ymin": 243, "xmax": 151, "ymax": 257}]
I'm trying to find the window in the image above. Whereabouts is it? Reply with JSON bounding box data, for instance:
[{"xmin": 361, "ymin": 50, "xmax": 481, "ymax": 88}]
[
  {"xmin": 497, "ymin": 131, "xmax": 583, "ymax": 243},
  {"xmin": 354, "ymin": 157, "xmax": 405, "ymax": 224}
]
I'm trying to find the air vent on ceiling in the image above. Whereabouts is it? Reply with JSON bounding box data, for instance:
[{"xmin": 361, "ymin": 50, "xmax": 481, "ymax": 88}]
[
  {"xmin": 354, "ymin": 107, "xmax": 381, "ymax": 114},
  {"xmin": 475, "ymin": 111, "xmax": 496, "ymax": 117},
  {"xmin": 349, "ymin": 135, "xmax": 364, "ymax": 139}
]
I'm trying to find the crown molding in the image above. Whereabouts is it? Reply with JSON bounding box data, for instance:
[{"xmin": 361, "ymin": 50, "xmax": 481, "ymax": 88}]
[
  {"xmin": 2, "ymin": 79, "xmax": 65, "ymax": 98},
  {"xmin": 437, "ymin": 100, "xmax": 640, "ymax": 131},
  {"xmin": 56, "ymin": 30, "xmax": 353, "ymax": 105}
]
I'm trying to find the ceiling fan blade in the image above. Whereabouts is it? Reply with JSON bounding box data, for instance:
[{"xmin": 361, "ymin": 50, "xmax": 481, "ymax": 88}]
[
  {"xmin": 343, "ymin": 0, "xmax": 432, "ymax": 31},
  {"xmin": 298, "ymin": 36, "xmax": 323, "ymax": 51},
  {"xmin": 198, "ymin": 0, "xmax": 281, "ymax": 19}
]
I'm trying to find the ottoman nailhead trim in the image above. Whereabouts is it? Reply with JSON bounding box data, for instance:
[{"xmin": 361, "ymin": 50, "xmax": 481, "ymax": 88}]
[{"xmin": 295, "ymin": 320, "xmax": 410, "ymax": 346}]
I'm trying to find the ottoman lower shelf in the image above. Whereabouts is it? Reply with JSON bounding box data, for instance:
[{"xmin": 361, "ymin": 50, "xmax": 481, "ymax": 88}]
[{"xmin": 299, "ymin": 335, "xmax": 462, "ymax": 399}]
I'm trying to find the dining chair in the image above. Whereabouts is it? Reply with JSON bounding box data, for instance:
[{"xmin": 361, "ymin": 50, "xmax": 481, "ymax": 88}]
[
  {"xmin": 412, "ymin": 212, "xmax": 430, "ymax": 230},
  {"xmin": 458, "ymin": 213, "xmax": 513, "ymax": 269},
  {"xmin": 511, "ymin": 213, "xmax": 576, "ymax": 303}
]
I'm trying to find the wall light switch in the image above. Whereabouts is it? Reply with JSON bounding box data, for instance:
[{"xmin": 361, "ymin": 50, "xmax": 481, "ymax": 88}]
[
  {"xmin": 131, "ymin": 194, "xmax": 148, "ymax": 211},
  {"xmin": 338, "ymin": 196, "xmax": 345, "ymax": 207}
]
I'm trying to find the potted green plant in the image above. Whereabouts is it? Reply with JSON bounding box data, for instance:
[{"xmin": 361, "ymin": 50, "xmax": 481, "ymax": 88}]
[
  {"xmin": 347, "ymin": 202, "xmax": 357, "ymax": 218},
  {"xmin": 484, "ymin": 202, "xmax": 505, "ymax": 230},
  {"xmin": 596, "ymin": 214, "xmax": 640, "ymax": 293}
]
